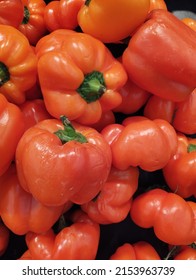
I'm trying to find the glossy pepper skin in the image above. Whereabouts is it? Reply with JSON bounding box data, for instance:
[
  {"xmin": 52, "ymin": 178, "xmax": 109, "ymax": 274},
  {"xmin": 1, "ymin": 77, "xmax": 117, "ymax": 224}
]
[
  {"xmin": 0, "ymin": 94, "xmax": 25, "ymax": 176},
  {"xmin": 144, "ymin": 89, "xmax": 196, "ymax": 135},
  {"xmin": 35, "ymin": 29, "xmax": 127, "ymax": 125},
  {"xmin": 44, "ymin": 0, "xmax": 85, "ymax": 32},
  {"xmin": 24, "ymin": 209, "xmax": 100, "ymax": 260},
  {"xmin": 18, "ymin": 0, "xmax": 47, "ymax": 46},
  {"xmin": 130, "ymin": 188, "xmax": 196, "ymax": 245},
  {"xmin": 82, "ymin": 166, "xmax": 139, "ymax": 224},
  {"xmin": 0, "ymin": 164, "xmax": 68, "ymax": 235},
  {"xmin": 110, "ymin": 242, "xmax": 160, "ymax": 260},
  {"xmin": 0, "ymin": 24, "xmax": 37, "ymax": 104},
  {"xmin": 0, "ymin": 0, "xmax": 24, "ymax": 28},
  {"xmin": 19, "ymin": 98, "xmax": 52, "ymax": 131},
  {"xmin": 162, "ymin": 133, "xmax": 196, "ymax": 198},
  {"xmin": 16, "ymin": 116, "xmax": 112, "ymax": 206},
  {"xmin": 101, "ymin": 116, "xmax": 177, "ymax": 172},
  {"xmin": 77, "ymin": 0, "xmax": 150, "ymax": 43},
  {"xmin": 122, "ymin": 9, "xmax": 196, "ymax": 102}
]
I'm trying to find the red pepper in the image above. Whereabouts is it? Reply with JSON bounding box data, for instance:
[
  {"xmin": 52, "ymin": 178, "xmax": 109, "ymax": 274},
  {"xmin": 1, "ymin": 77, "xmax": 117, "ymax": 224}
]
[
  {"xmin": 0, "ymin": 94, "xmax": 25, "ymax": 176},
  {"xmin": 44, "ymin": 0, "xmax": 85, "ymax": 32},
  {"xmin": 0, "ymin": 163, "xmax": 69, "ymax": 235},
  {"xmin": 82, "ymin": 166, "xmax": 139, "ymax": 224},
  {"xmin": 35, "ymin": 29, "xmax": 127, "ymax": 125},
  {"xmin": 162, "ymin": 133, "xmax": 196, "ymax": 198},
  {"xmin": 130, "ymin": 188, "xmax": 196, "ymax": 245},
  {"xmin": 122, "ymin": 9, "xmax": 196, "ymax": 102},
  {"xmin": 0, "ymin": 0, "xmax": 24, "ymax": 28},
  {"xmin": 24, "ymin": 209, "xmax": 100, "ymax": 260},
  {"xmin": 16, "ymin": 116, "xmax": 112, "ymax": 206},
  {"xmin": 101, "ymin": 116, "xmax": 177, "ymax": 172},
  {"xmin": 19, "ymin": 99, "xmax": 52, "ymax": 131},
  {"xmin": 18, "ymin": 0, "xmax": 48, "ymax": 46},
  {"xmin": 110, "ymin": 241, "xmax": 160, "ymax": 260}
]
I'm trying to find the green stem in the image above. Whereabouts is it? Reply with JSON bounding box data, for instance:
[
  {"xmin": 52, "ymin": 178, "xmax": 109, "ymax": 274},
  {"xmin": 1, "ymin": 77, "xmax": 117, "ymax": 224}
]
[
  {"xmin": 77, "ymin": 71, "xmax": 106, "ymax": 103},
  {"xmin": 22, "ymin": 6, "xmax": 30, "ymax": 24},
  {"xmin": 0, "ymin": 62, "xmax": 10, "ymax": 86},
  {"xmin": 54, "ymin": 116, "xmax": 88, "ymax": 144},
  {"xmin": 187, "ymin": 143, "xmax": 196, "ymax": 153},
  {"xmin": 85, "ymin": 0, "xmax": 91, "ymax": 6}
]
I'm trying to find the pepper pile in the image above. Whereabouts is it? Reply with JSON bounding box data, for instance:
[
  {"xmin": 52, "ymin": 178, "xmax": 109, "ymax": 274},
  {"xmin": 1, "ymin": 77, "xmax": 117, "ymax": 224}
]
[{"xmin": 0, "ymin": 0, "xmax": 196, "ymax": 260}]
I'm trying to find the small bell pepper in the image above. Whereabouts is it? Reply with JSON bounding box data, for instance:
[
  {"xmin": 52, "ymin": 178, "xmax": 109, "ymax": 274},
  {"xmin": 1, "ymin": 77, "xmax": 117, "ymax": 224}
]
[
  {"xmin": 162, "ymin": 133, "xmax": 196, "ymax": 198},
  {"xmin": 122, "ymin": 9, "xmax": 196, "ymax": 102},
  {"xmin": 0, "ymin": 0, "xmax": 24, "ymax": 28},
  {"xmin": 0, "ymin": 24, "xmax": 37, "ymax": 104},
  {"xmin": 44, "ymin": 0, "xmax": 85, "ymax": 32},
  {"xmin": 0, "ymin": 163, "xmax": 68, "ymax": 235},
  {"xmin": 182, "ymin": 17, "xmax": 196, "ymax": 32},
  {"xmin": 82, "ymin": 166, "xmax": 139, "ymax": 224},
  {"xmin": 166, "ymin": 244, "xmax": 196, "ymax": 260},
  {"xmin": 0, "ymin": 94, "xmax": 25, "ymax": 176},
  {"xmin": 16, "ymin": 116, "xmax": 112, "ymax": 206},
  {"xmin": 18, "ymin": 0, "xmax": 47, "ymax": 46},
  {"xmin": 19, "ymin": 99, "xmax": 52, "ymax": 131},
  {"xmin": 24, "ymin": 209, "xmax": 100, "ymax": 260},
  {"xmin": 0, "ymin": 220, "xmax": 10, "ymax": 257},
  {"xmin": 77, "ymin": 0, "xmax": 150, "ymax": 43},
  {"xmin": 110, "ymin": 241, "xmax": 160, "ymax": 260},
  {"xmin": 130, "ymin": 188, "xmax": 196, "ymax": 245},
  {"xmin": 35, "ymin": 29, "xmax": 127, "ymax": 125},
  {"xmin": 144, "ymin": 89, "xmax": 196, "ymax": 135},
  {"xmin": 101, "ymin": 116, "xmax": 177, "ymax": 172}
]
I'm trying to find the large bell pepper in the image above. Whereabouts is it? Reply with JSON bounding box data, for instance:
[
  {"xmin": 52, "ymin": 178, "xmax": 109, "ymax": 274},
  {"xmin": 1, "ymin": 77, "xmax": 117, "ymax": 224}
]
[
  {"xmin": 82, "ymin": 166, "xmax": 139, "ymax": 224},
  {"xmin": 162, "ymin": 133, "xmax": 196, "ymax": 198},
  {"xmin": 35, "ymin": 29, "xmax": 127, "ymax": 125},
  {"xmin": 122, "ymin": 9, "xmax": 196, "ymax": 102},
  {"xmin": 16, "ymin": 116, "xmax": 112, "ymax": 206},
  {"xmin": 101, "ymin": 116, "xmax": 177, "ymax": 172},
  {"xmin": 0, "ymin": 24, "xmax": 37, "ymax": 104},
  {"xmin": 77, "ymin": 0, "xmax": 150, "ymax": 43},
  {"xmin": 0, "ymin": 163, "xmax": 68, "ymax": 235},
  {"xmin": 24, "ymin": 209, "xmax": 100, "ymax": 260},
  {"xmin": 0, "ymin": 94, "xmax": 25, "ymax": 176}
]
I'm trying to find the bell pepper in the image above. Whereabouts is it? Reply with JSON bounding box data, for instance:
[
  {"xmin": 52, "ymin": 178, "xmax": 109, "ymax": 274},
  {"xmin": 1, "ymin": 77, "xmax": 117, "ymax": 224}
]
[
  {"xmin": 18, "ymin": 0, "xmax": 47, "ymax": 46},
  {"xmin": 16, "ymin": 116, "xmax": 112, "ymax": 206},
  {"xmin": 0, "ymin": 163, "xmax": 69, "ymax": 235},
  {"xmin": 110, "ymin": 241, "xmax": 160, "ymax": 260},
  {"xmin": 77, "ymin": 0, "xmax": 150, "ymax": 43},
  {"xmin": 0, "ymin": 94, "xmax": 25, "ymax": 176},
  {"xmin": 82, "ymin": 166, "xmax": 139, "ymax": 224},
  {"xmin": 166, "ymin": 243, "xmax": 196, "ymax": 260},
  {"xmin": 144, "ymin": 89, "xmax": 196, "ymax": 135},
  {"xmin": 130, "ymin": 188, "xmax": 196, "ymax": 245},
  {"xmin": 44, "ymin": 0, "xmax": 85, "ymax": 32},
  {"xmin": 19, "ymin": 99, "xmax": 52, "ymax": 131},
  {"xmin": 90, "ymin": 110, "xmax": 115, "ymax": 132},
  {"xmin": 122, "ymin": 9, "xmax": 196, "ymax": 102},
  {"xmin": 24, "ymin": 209, "xmax": 100, "ymax": 260},
  {"xmin": 0, "ymin": 24, "xmax": 37, "ymax": 104},
  {"xmin": 162, "ymin": 133, "xmax": 196, "ymax": 198},
  {"xmin": 0, "ymin": 220, "xmax": 10, "ymax": 257},
  {"xmin": 35, "ymin": 29, "xmax": 127, "ymax": 125},
  {"xmin": 0, "ymin": 0, "xmax": 24, "ymax": 28},
  {"xmin": 101, "ymin": 116, "xmax": 177, "ymax": 172}
]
